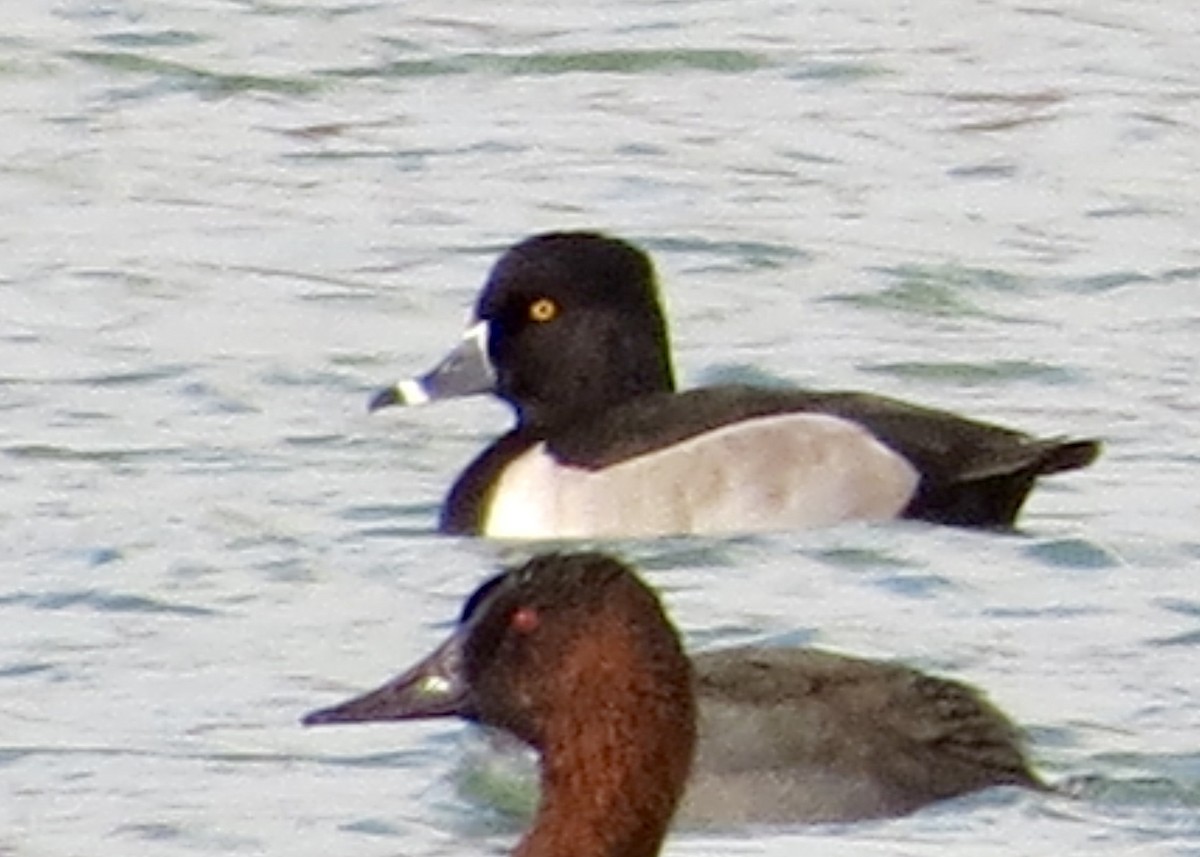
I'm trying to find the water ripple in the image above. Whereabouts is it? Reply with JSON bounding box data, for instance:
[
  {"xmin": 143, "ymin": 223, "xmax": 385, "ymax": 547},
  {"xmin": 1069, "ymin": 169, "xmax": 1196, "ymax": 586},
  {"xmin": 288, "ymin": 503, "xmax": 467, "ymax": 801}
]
[
  {"xmin": 1023, "ymin": 539, "xmax": 1121, "ymax": 571},
  {"xmin": 325, "ymin": 48, "xmax": 769, "ymax": 80},
  {"xmin": 862, "ymin": 359, "xmax": 1081, "ymax": 386},
  {"xmin": 0, "ymin": 590, "xmax": 217, "ymax": 617},
  {"xmin": 94, "ymin": 31, "xmax": 206, "ymax": 49},
  {"xmin": 4, "ymin": 444, "xmax": 183, "ymax": 463},
  {"xmin": 66, "ymin": 50, "xmax": 321, "ymax": 96},
  {"xmin": 0, "ymin": 662, "xmax": 56, "ymax": 680},
  {"xmin": 74, "ymin": 364, "xmax": 193, "ymax": 387},
  {"xmin": 826, "ymin": 264, "xmax": 1024, "ymax": 319}
]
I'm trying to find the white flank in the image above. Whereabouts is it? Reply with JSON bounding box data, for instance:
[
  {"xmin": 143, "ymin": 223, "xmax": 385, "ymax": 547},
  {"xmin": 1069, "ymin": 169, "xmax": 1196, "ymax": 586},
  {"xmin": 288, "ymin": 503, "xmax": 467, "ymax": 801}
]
[{"xmin": 482, "ymin": 413, "xmax": 920, "ymax": 539}]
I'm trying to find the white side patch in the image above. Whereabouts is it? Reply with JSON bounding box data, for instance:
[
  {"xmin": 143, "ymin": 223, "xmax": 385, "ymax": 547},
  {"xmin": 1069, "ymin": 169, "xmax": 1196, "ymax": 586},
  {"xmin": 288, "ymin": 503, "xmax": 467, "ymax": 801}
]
[{"xmin": 482, "ymin": 413, "xmax": 920, "ymax": 539}]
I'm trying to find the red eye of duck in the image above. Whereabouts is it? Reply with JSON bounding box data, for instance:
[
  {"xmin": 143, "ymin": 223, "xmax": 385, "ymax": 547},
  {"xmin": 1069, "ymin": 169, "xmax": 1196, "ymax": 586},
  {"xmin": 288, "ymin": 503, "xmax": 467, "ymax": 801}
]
[{"xmin": 510, "ymin": 605, "xmax": 539, "ymax": 634}]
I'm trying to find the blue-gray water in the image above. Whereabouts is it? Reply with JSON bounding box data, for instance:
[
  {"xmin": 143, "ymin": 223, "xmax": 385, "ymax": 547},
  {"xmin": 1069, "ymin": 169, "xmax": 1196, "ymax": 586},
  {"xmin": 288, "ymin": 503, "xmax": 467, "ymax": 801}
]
[{"xmin": 3, "ymin": 2, "xmax": 1199, "ymax": 855}]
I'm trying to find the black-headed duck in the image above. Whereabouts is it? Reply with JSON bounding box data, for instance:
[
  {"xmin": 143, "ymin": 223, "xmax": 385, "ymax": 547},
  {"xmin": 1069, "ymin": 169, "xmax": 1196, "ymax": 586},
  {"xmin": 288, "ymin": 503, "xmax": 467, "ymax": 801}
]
[
  {"xmin": 370, "ymin": 232, "xmax": 1100, "ymax": 539},
  {"xmin": 304, "ymin": 553, "xmax": 1046, "ymax": 829}
]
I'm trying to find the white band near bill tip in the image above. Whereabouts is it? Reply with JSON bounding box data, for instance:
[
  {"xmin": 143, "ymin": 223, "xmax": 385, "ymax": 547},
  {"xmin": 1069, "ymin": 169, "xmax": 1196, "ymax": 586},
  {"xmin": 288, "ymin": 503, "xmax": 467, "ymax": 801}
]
[{"xmin": 397, "ymin": 379, "xmax": 430, "ymax": 405}]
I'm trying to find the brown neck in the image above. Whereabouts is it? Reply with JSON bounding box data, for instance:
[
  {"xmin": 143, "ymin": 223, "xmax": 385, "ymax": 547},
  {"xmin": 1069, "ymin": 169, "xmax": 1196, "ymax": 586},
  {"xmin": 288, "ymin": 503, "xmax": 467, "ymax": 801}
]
[
  {"xmin": 517, "ymin": 715, "xmax": 693, "ymax": 857},
  {"xmin": 515, "ymin": 634, "xmax": 695, "ymax": 857}
]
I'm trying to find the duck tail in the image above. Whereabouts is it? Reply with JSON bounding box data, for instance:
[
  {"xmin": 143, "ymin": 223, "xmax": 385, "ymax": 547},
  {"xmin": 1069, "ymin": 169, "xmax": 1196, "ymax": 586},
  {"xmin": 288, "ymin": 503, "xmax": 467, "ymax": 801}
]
[
  {"xmin": 1033, "ymin": 438, "xmax": 1102, "ymax": 476},
  {"xmin": 905, "ymin": 436, "xmax": 1101, "ymax": 529}
]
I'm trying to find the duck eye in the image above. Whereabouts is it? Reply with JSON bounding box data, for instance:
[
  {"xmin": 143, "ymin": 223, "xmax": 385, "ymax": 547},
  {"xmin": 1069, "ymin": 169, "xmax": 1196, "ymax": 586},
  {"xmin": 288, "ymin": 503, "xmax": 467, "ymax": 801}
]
[
  {"xmin": 528, "ymin": 297, "xmax": 558, "ymax": 323},
  {"xmin": 510, "ymin": 605, "xmax": 540, "ymax": 634}
]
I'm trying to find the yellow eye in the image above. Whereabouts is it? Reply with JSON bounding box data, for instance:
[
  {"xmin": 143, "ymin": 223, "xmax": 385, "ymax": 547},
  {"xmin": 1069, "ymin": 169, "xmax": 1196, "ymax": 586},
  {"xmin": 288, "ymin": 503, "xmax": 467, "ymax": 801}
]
[{"xmin": 529, "ymin": 297, "xmax": 558, "ymax": 323}]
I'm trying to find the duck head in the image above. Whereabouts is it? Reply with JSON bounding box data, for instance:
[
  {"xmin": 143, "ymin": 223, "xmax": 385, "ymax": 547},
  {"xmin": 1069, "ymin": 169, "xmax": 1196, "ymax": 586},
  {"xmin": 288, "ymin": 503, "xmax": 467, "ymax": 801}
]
[
  {"xmin": 370, "ymin": 233, "xmax": 676, "ymax": 434},
  {"xmin": 304, "ymin": 552, "xmax": 696, "ymax": 857}
]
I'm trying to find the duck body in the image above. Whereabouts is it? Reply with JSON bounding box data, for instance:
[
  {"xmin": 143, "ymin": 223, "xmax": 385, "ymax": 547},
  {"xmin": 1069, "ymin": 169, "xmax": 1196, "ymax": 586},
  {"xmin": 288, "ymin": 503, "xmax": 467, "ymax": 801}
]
[
  {"xmin": 686, "ymin": 646, "xmax": 1043, "ymax": 824},
  {"xmin": 442, "ymin": 384, "xmax": 1097, "ymax": 537},
  {"xmin": 373, "ymin": 232, "xmax": 1100, "ymax": 539},
  {"xmin": 303, "ymin": 556, "xmax": 1046, "ymax": 828}
]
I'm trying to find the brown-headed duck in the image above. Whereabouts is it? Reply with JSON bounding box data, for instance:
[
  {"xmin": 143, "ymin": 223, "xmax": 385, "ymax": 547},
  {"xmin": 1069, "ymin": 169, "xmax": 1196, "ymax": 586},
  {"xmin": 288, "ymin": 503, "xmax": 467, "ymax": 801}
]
[
  {"xmin": 368, "ymin": 232, "xmax": 1100, "ymax": 539},
  {"xmin": 303, "ymin": 553, "xmax": 1047, "ymax": 828},
  {"xmin": 306, "ymin": 552, "xmax": 694, "ymax": 857}
]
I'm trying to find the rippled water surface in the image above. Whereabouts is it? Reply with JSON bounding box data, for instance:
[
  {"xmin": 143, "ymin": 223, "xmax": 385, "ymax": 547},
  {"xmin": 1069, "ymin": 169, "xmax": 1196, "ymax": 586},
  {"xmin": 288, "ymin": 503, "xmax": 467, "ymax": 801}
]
[{"xmin": 3, "ymin": 1, "xmax": 1199, "ymax": 855}]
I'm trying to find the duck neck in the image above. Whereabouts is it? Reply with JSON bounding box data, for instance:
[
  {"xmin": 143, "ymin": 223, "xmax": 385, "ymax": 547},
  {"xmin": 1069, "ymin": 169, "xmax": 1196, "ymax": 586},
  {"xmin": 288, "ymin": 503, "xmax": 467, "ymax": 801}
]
[
  {"xmin": 512, "ymin": 315, "xmax": 676, "ymax": 438},
  {"xmin": 517, "ymin": 705, "xmax": 694, "ymax": 857}
]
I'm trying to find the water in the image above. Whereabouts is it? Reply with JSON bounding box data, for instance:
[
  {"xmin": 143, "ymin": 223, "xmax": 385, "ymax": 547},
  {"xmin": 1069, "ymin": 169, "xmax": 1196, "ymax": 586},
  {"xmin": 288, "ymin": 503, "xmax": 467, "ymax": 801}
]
[{"xmin": 2, "ymin": 1, "xmax": 1198, "ymax": 854}]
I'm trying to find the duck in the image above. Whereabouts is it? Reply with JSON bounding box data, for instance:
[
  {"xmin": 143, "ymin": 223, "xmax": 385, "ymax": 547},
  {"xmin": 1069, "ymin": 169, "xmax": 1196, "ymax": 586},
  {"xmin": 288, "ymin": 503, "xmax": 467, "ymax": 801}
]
[
  {"xmin": 305, "ymin": 552, "xmax": 695, "ymax": 857},
  {"xmin": 303, "ymin": 553, "xmax": 1047, "ymax": 828},
  {"xmin": 369, "ymin": 232, "xmax": 1100, "ymax": 539}
]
